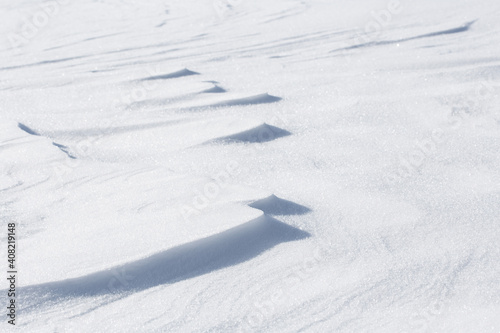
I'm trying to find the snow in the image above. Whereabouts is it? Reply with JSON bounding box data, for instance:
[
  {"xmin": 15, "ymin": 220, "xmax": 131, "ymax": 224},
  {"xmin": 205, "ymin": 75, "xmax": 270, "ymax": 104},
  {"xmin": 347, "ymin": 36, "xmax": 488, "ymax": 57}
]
[{"xmin": 1, "ymin": 0, "xmax": 500, "ymax": 331}]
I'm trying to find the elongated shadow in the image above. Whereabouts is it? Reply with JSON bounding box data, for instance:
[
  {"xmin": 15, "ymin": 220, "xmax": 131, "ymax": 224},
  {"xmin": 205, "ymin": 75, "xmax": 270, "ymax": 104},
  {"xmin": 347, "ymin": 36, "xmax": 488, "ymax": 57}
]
[
  {"xmin": 141, "ymin": 68, "xmax": 199, "ymax": 81},
  {"xmin": 330, "ymin": 20, "xmax": 476, "ymax": 53},
  {"xmin": 180, "ymin": 93, "xmax": 282, "ymax": 112},
  {"xmin": 43, "ymin": 119, "xmax": 184, "ymax": 138},
  {"xmin": 211, "ymin": 124, "xmax": 291, "ymax": 144},
  {"xmin": 18, "ymin": 123, "xmax": 40, "ymax": 136},
  {"xmin": 17, "ymin": 215, "xmax": 309, "ymax": 312},
  {"xmin": 249, "ymin": 195, "xmax": 311, "ymax": 215}
]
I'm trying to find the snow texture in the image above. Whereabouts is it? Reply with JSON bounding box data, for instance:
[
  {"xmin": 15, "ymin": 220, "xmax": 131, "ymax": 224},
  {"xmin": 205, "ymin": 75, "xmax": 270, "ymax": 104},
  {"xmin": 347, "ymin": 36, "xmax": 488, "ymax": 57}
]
[{"xmin": 0, "ymin": 0, "xmax": 499, "ymax": 332}]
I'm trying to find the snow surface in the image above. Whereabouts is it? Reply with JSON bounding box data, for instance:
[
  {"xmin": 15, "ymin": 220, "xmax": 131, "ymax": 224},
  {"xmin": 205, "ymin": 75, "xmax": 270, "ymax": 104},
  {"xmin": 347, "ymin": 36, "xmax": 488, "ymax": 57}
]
[{"xmin": 1, "ymin": 0, "xmax": 500, "ymax": 332}]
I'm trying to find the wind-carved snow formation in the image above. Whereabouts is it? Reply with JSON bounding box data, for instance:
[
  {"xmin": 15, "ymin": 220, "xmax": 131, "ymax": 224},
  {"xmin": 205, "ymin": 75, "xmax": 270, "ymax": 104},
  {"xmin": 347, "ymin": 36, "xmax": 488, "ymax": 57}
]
[{"xmin": 1, "ymin": 0, "xmax": 499, "ymax": 331}]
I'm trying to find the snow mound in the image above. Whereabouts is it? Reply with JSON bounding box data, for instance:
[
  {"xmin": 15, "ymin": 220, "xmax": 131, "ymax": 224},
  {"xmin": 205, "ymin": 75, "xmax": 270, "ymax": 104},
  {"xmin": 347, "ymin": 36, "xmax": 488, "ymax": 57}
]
[
  {"xmin": 208, "ymin": 93, "xmax": 282, "ymax": 107},
  {"xmin": 209, "ymin": 123, "xmax": 291, "ymax": 144},
  {"xmin": 201, "ymin": 85, "xmax": 227, "ymax": 93},
  {"xmin": 19, "ymin": 215, "xmax": 309, "ymax": 312},
  {"xmin": 249, "ymin": 194, "xmax": 311, "ymax": 215},
  {"xmin": 142, "ymin": 68, "xmax": 199, "ymax": 81},
  {"xmin": 18, "ymin": 122, "xmax": 40, "ymax": 136}
]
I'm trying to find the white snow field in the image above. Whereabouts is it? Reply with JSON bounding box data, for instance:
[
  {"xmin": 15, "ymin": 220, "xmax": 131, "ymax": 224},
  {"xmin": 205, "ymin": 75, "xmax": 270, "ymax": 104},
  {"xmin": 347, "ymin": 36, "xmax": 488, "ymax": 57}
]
[{"xmin": 1, "ymin": 0, "xmax": 500, "ymax": 331}]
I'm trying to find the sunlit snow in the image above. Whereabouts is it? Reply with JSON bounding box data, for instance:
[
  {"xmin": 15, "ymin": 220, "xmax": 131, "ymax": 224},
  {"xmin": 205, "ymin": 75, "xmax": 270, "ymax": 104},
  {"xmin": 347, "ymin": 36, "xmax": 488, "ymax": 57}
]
[{"xmin": 1, "ymin": 0, "xmax": 499, "ymax": 332}]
